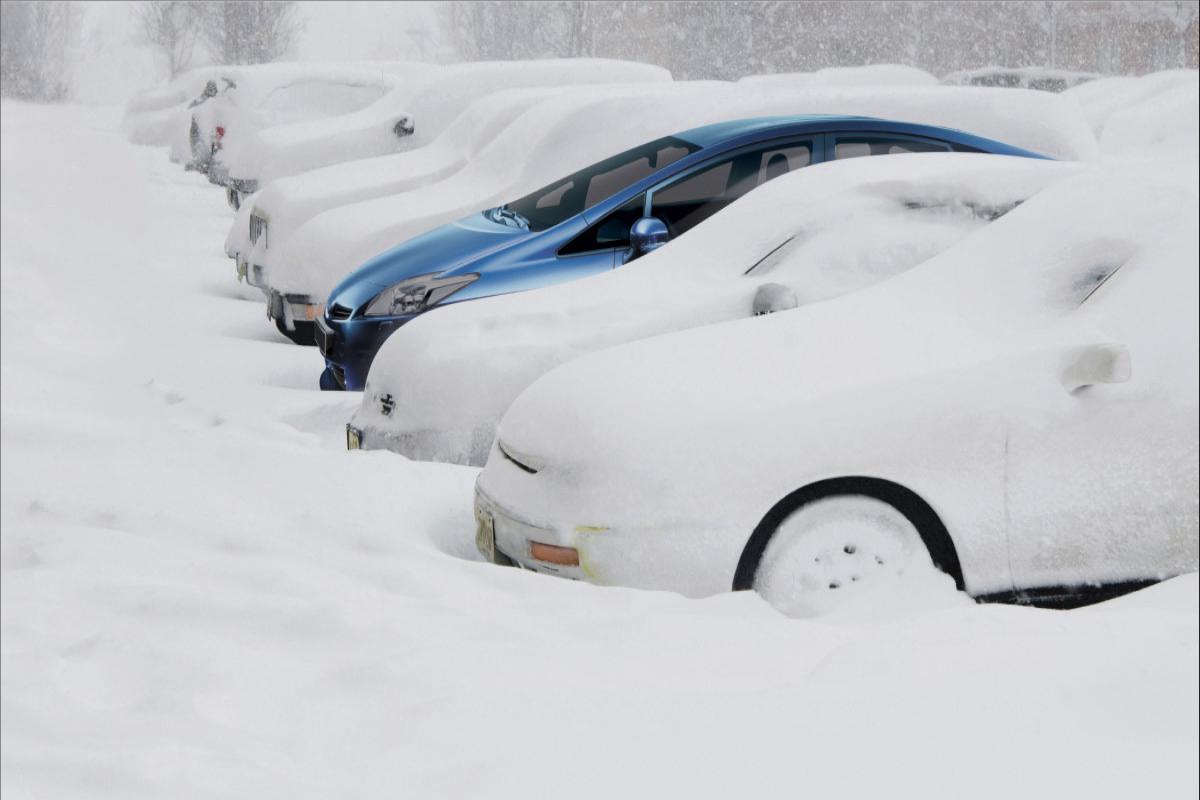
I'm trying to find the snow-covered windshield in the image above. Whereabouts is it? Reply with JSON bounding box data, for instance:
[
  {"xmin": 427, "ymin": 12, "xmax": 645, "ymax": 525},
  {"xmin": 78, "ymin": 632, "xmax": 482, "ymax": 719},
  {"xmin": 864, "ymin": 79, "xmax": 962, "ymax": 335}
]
[{"xmin": 501, "ymin": 135, "xmax": 698, "ymax": 231}]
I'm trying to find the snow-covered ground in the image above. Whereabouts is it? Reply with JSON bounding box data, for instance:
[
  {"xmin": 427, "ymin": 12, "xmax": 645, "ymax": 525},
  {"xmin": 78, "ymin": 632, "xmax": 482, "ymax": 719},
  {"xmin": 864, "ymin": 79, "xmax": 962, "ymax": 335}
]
[{"xmin": 2, "ymin": 101, "xmax": 1198, "ymax": 799}]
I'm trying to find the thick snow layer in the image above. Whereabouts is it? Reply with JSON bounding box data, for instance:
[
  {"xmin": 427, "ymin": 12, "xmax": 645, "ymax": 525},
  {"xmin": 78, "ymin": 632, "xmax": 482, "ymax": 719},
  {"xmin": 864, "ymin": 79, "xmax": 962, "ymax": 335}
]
[
  {"xmin": 228, "ymin": 84, "xmax": 593, "ymax": 284},
  {"xmin": 123, "ymin": 61, "xmax": 430, "ymax": 165},
  {"xmin": 271, "ymin": 83, "xmax": 1096, "ymax": 299},
  {"xmin": 227, "ymin": 59, "xmax": 672, "ymax": 186},
  {"xmin": 1099, "ymin": 78, "xmax": 1200, "ymax": 158},
  {"xmin": 356, "ymin": 154, "xmax": 1084, "ymax": 465},
  {"xmin": 1063, "ymin": 69, "xmax": 1199, "ymax": 149},
  {"xmin": 2, "ymin": 99, "xmax": 1198, "ymax": 800}
]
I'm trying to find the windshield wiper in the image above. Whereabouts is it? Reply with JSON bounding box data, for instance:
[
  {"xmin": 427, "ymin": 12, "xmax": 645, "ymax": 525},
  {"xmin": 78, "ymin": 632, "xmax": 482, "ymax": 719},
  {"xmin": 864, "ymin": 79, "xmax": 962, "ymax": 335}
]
[{"xmin": 489, "ymin": 205, "xmax": 530, "ymax": 231}]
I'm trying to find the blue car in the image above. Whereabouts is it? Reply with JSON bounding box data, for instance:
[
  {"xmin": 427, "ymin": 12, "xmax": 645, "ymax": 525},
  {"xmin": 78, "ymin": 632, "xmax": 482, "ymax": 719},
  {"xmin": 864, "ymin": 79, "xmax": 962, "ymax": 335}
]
[{"xmin": 315, "ymin": 115, "xmax": 1048, "ymax": 390}]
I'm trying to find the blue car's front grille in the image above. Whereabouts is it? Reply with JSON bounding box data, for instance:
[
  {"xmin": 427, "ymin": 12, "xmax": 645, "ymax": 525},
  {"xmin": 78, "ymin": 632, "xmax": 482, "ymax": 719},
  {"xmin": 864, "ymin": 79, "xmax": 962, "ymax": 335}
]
[{"xmin": 328, "ymin": 304, "xmax": 352, "ymax": 321}]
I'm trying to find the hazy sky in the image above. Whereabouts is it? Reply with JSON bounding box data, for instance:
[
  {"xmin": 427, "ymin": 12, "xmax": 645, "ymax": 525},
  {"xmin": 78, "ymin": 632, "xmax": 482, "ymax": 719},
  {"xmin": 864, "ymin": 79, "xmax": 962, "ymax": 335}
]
[{"xmin": 70, "ymin": 1, "xmax": 444, "ymax": 104}]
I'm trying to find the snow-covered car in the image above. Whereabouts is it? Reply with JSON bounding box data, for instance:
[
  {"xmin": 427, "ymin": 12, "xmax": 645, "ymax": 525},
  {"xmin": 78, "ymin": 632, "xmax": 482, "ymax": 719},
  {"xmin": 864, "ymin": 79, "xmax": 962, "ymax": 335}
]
[
  {"xmin": 123, "ymin": 62, "xmax": 429, "ymax": 187},
  {"xmin": 349, "ymin": 153, "xmax": 1084, "ymax": 464},
  {"xmin": 942, "ymin": 65, "xmax": 1100, "ymax": 93},
  {"xmin": 123, "ymin": 65, "xmax": 242, "ymax": 154},
  {"xmin": 266, "ymin": 84, "xmax": 1097, "ymax": 344},
  {"xmin": 226, "ymin": 82, "xmax": 659, "ymax": 296},
  {"xmin": 472, "ymin": 169, "xmax": 1198, "ymax": 614},
  {"xmin": 212, "ymin": 59, "xmax": 672, "ymax": 201}
]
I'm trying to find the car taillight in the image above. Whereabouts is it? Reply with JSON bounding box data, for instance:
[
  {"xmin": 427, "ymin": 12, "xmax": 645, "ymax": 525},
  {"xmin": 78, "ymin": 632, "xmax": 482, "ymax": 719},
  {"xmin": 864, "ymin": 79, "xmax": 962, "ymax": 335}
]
[{"xmin": 214, "ymin": 126, "xmax": 225, "ymax": 140}]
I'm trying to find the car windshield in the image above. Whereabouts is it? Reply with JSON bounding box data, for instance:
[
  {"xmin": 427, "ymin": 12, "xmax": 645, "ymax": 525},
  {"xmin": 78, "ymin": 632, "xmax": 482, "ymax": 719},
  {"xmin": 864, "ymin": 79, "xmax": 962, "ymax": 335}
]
[{"xmin": 499, "ymin": 136, "xmax": 699, "ymax": 232}]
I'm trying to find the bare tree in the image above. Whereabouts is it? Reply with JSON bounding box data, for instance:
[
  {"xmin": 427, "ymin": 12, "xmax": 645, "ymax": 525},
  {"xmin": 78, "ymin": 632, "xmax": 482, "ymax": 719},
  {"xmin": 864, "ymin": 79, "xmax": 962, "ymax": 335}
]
[
  {"xmin": 0, "ymin": 0, "xmax": 76, "ymax": 101},
  {"xmin": 136, "ymin": 1, "xmax": 202, "ymax": 78},
  {"xmin": 196, "ymin": 1, "xmax": 302, "ymax": 65}
]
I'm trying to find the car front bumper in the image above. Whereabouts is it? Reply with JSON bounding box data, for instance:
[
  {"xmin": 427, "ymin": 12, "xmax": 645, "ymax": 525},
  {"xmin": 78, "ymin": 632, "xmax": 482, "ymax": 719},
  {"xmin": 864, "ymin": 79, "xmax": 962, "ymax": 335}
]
[
  {"xmin": 473, "ymin": 485, "xmax": 589, "ymax": 581},
  {"xmin": 267, "ymin": 290, "xmax": 324, "ymax": 331},
  {"xmin": 314, "ymin": 311, "xmax": 416, "ymax": 391}
]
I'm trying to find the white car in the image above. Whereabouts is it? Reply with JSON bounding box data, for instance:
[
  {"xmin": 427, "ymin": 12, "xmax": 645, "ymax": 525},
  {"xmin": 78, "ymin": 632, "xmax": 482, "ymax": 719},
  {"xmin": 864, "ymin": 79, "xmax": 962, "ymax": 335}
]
[
  {"xmin": 265, "ymin": 84, "xmax": 1097, "ymax": 339},
  {"xmin": 213, "ymin": 59, "xmax": 671, "ymax": 200},
  {"xmin": 123, "ymin": 66, "xmax": 236, "ymax": 152},
  {"xmin": 123, "ymin": 62, "xmax": 428, "ymax": 194},
  {"xmin": 351, "ymin": 154, "xmax": 1084, "ymax": 465},
  {"xmin": 472, "ymin": 170, "xmax": 1199, "ymax": 614}
]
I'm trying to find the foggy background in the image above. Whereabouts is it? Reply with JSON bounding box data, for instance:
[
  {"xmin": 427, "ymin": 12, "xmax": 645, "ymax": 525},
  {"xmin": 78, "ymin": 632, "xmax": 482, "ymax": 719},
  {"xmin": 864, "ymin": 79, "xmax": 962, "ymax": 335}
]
[{"xmin": 2, "ymin": 1, "xmax": 1198, "ymax": 104}]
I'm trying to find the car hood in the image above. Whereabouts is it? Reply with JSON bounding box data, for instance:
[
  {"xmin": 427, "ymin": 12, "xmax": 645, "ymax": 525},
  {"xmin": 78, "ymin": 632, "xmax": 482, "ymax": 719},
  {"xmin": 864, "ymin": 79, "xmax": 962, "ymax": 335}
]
[{"xmin": 327, "ymin": 212, "xmax": 528, "ymax": 308}]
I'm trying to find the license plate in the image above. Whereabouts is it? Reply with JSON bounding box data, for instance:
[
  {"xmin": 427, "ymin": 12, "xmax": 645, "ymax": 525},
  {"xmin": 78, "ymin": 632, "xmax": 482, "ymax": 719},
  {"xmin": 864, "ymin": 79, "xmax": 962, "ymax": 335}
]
[
  {"xmin": 346, "ymin": 425, "xmax": 362, "ymax": 450},
  {"xmin": 314, "ymin": 320, "xmax": 334, "ymax": 357},
  {"xmin": 475, "ymin": 507, "xmax": 496, "ymax": 562}
]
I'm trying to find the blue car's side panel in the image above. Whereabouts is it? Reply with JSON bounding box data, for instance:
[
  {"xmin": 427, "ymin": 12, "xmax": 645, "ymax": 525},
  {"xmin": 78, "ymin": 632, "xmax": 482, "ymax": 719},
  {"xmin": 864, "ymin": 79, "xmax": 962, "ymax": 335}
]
[{"xmin": 320, "ymin": 115, "xmax": 1053, "ymax": 390}]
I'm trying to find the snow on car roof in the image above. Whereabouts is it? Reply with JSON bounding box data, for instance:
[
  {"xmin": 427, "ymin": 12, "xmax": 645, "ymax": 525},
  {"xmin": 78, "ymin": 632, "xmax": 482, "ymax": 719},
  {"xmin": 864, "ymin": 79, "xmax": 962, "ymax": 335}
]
[
  {"xmin": 255, "ymin": 58, "xmax": 670, "ymax": 152},
  {"xmin": 694, "ymin": 85, "xmax": 1098, "ymax": 160}
]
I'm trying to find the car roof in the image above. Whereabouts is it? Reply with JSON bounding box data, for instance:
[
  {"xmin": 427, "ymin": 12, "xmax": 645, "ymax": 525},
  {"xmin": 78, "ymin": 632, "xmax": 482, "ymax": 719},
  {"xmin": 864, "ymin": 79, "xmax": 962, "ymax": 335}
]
[{"xmin": 674, "ymin": 114, "xmax": 1048, "ymax": 158}]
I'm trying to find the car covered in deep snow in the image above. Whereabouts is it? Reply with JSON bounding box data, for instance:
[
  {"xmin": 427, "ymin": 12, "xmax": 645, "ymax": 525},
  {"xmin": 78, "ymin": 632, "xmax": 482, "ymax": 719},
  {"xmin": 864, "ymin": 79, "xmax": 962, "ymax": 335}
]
[
  {"xmin": 347, "ymin": 153, "xmax": 1084, "ymax": 464},
  {"xmin": 211, "ymin": 59, "xmax": 671, "ymax": 202},
  {"xmin": 472, "ymin": 170, "xmax": 1199, "ymax": 613},
  {"xmin": 123, "ymin": 62, "xmax": 430, "ymax": 200},
  {"xmin": 313, "ymin": 112, "xmax": 1062, "ymax": 391}
]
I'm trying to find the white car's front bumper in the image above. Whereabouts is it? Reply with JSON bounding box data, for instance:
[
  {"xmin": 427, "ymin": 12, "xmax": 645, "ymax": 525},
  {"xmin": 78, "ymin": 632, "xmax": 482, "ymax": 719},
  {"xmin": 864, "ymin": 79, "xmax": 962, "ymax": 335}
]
[{"xmin": 473, "ymin": 486, "xmax": 588, "ymax": 581}]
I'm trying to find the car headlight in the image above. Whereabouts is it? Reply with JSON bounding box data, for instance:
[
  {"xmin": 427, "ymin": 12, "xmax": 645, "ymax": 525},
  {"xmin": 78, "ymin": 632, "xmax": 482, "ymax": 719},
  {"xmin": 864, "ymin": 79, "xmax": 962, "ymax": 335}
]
[{"xmin": 363, "ymin": 273, "xmax": 478, "ymax": 317}]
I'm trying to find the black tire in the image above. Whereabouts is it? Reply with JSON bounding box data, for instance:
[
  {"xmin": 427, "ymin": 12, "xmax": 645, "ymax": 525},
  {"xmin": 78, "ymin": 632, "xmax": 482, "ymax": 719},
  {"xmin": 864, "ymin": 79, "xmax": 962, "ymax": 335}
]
[{"xmin": 733, "ymin": 476, "xmax": 965, "ymax": 593}]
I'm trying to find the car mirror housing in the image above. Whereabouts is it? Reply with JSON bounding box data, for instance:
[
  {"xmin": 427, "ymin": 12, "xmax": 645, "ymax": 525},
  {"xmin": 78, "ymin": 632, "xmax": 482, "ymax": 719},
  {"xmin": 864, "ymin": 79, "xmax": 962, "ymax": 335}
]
[
  {"xmin": 752, "ymin": 283, "xmax": 799, "ymax": 316},
  {"xmin": 393, "ymin": 116, "xmax": 415, "ymax": 139},
  {"xmin": 629, "ymin": 216, "xmax": 669, "ymax": 257},
  {"xmin": 1061, "ymin": 343, "xmax": 1131, "ymax": 393}
]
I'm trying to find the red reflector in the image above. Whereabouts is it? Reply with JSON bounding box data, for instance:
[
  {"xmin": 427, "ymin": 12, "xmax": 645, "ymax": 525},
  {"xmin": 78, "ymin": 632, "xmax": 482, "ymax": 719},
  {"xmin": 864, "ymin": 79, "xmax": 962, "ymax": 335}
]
[
  {"xmin": 529, "ymin": 541, "xmax": 579, "ymax": 566},
  {"xmin": 215, "ymin": 126, "xmax": 225, "ymax": 139}
]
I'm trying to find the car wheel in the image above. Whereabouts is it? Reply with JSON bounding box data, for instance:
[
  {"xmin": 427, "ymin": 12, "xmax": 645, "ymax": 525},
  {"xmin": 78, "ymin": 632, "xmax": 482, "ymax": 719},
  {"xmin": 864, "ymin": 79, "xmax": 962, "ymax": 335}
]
[
  {"xmin": 226, "ymin": 186, "xmax": 241, "ymax": 211},
  {"xmin": 734, "ymin": 478, "xmax": 965, "ymax": 616}
]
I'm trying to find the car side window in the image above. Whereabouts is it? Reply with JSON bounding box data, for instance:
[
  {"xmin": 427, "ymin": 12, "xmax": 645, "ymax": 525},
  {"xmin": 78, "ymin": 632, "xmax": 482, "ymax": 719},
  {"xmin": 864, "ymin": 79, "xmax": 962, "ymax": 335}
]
[
  {"xmin": 832, "ymin": 134, "xmax": 951, "ymax": 160},
  {"xmin": 650, "ymin": 139, "xmax": 813, "ymax": 237},
  {"xmin": 559, "ymin": 193, "xmax": 647, "ymax": 256},
  {"xmin": 582, "ymin": 143, "xmax": 692, "ymax": 208}
]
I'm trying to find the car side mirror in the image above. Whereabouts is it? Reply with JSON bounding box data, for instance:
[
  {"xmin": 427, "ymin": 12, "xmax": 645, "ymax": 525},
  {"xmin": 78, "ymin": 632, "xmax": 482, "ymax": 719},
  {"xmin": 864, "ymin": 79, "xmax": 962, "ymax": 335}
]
[
  {"xmin": 629, "ymin": 216, "xmax": 669, "ymax": 257},
  {"xmin": 1061, "ymin": 343, "xmax": 1131, "ymax": 393},
  {"xmin": 752, "ymin": 283, "xmax": 799, "ymax": 316},
  {"xmin": 393, "ymin": 116, "xmax": 414, "ymax": 139}
]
